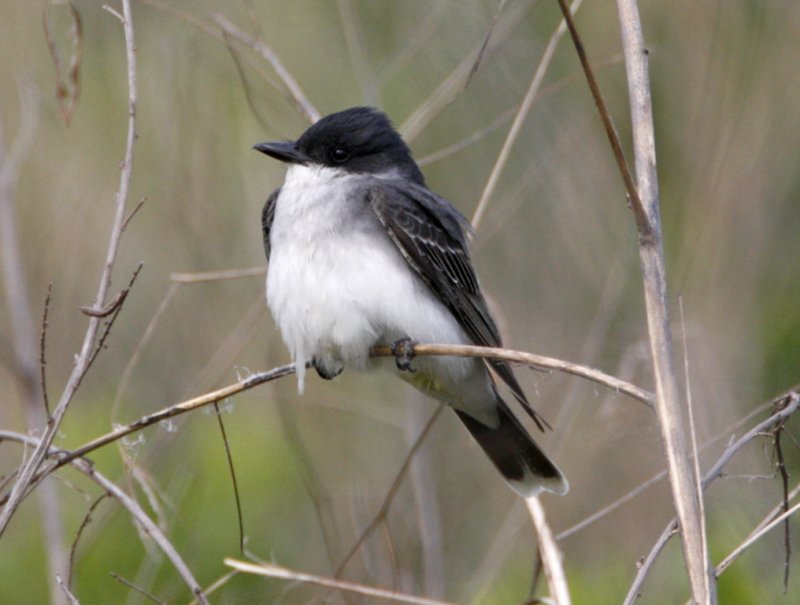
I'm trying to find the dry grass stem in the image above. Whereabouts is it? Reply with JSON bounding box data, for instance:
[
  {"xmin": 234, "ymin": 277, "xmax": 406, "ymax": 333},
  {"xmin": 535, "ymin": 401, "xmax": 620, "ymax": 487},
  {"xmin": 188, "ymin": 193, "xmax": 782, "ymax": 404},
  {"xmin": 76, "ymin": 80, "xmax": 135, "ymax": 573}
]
[
  {"xmin": 526, "ymin": 496, "xmax": 571, "ymax": 605},
  {"xmin": 169, "ymin": 266, "xmax": 266, "ymax": 283},
  {"xmin": 211, "ymin": 13, "xmax": 320, "ymax": 123},
  {"xmin": 471, "ymin": 0, "xmax": 583, "ymax": 230},
  {"xmin": 225, "ymin": 558, "xmax": 458, "ymax": 605}
]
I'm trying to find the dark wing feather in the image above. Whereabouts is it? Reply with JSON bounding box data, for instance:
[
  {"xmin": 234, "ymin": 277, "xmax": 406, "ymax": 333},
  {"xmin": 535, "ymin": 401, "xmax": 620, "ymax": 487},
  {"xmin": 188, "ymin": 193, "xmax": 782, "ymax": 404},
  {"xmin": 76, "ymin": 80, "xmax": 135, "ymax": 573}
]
[
  {"xmin": 367, "ymin": 180, "xmax": 547, "ymax": 431},
  {"xmin": 262, "ymin": 188, "xmax": 279, "ymax": 261}
]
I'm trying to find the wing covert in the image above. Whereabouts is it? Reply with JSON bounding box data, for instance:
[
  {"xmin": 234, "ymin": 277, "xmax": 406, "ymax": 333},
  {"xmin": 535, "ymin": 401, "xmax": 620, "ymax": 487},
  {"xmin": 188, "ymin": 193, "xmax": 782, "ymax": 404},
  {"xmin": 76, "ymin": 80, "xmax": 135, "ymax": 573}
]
[
  {"xmin": 366, "ymin": 180, "xmax": 546, "ymax": 430},
  {"xmin": 262, "ymin": 188, "xmax": 279, "ymax": 261}
]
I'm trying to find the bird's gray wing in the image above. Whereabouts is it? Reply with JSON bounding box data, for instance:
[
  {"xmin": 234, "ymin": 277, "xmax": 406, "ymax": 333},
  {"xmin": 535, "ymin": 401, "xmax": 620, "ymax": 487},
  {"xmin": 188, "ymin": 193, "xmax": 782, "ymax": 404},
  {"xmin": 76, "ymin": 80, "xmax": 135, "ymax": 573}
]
[
  {"xmin": 261, "ymin": 188, "xmax": 279, "ymax": 261},
  {"xmin": 367, "ymin": 180, "xmax": 547, "ymax": 430}
]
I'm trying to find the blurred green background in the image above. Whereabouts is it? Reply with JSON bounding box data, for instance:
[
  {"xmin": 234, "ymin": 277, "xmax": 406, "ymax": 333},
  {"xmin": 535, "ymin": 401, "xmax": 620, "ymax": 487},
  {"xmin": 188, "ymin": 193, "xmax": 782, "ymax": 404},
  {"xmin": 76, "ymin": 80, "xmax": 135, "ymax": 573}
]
[{"xmin": 1, "ymin": 1, "xmax": 798, "ymax": 603}]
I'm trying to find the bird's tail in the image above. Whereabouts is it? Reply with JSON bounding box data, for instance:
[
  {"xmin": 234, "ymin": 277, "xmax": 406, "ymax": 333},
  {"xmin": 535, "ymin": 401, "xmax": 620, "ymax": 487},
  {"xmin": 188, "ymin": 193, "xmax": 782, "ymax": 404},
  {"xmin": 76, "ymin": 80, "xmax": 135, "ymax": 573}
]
[{"xmin": 455, "ymin": 401, "xmax": 568, "ymax": 497}]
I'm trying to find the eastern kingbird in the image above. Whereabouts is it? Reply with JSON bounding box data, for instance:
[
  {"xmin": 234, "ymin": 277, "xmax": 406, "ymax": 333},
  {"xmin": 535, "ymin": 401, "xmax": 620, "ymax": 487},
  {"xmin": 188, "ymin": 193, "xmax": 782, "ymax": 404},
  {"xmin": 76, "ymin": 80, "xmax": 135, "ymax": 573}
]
[{"xmin": 254, "ymin": 107, "xmax": 567, "ymax": 497}]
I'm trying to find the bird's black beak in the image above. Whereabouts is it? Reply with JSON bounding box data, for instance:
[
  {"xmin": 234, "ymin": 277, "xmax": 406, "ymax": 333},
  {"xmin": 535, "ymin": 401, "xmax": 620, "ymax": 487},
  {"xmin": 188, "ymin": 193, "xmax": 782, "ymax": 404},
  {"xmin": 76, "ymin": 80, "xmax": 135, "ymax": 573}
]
[{"xmin": 253, "ymin": 141, "xmax": 311, "ymax": 165}]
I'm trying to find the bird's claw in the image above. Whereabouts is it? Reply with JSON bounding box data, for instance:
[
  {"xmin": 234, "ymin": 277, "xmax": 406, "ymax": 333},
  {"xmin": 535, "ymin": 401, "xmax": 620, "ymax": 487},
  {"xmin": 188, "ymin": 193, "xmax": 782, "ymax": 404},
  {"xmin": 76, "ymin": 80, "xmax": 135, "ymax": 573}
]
[{"xmin": 391, "ymin": 337, "xmax": 418, "ymax": 373}]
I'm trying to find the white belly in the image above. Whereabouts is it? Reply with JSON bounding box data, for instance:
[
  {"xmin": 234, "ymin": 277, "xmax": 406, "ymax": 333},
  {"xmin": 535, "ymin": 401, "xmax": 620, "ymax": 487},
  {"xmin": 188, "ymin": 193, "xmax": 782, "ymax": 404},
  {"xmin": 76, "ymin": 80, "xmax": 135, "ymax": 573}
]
[{"xmin": 266, "ymin": 166, "xmax": 468, "ymax": 388}]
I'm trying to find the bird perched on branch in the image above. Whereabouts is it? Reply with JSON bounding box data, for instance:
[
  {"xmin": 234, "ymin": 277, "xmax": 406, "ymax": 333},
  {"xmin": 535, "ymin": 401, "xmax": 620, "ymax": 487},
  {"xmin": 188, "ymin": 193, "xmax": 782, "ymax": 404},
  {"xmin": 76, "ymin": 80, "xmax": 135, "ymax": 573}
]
[{"xmin": 254, "ymin": 107, "xmax": 567, "ymax": 497}]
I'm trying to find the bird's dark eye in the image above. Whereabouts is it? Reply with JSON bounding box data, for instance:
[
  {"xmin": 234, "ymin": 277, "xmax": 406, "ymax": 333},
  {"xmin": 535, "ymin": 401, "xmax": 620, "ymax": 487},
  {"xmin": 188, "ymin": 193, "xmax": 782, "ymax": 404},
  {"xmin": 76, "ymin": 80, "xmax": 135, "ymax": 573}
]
[{"xmin": 331, "ymin": 147, "xmax": 350, "ymax": 163}]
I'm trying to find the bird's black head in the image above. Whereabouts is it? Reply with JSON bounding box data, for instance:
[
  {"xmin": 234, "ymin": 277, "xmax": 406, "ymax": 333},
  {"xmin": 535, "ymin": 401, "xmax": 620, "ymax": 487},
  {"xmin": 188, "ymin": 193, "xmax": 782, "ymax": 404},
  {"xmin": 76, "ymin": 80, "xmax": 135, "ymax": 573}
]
[{"xmin": 254, "ymin": 107, "xmax": 425, "ymax": 184}]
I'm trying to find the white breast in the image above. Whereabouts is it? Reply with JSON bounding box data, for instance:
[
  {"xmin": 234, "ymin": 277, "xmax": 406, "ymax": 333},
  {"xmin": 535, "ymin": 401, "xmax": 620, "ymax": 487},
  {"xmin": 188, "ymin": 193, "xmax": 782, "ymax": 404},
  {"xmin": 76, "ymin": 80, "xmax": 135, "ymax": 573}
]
[{"xmin": 266, "ymin": 165, "xmax": 470, "ymax": 391}]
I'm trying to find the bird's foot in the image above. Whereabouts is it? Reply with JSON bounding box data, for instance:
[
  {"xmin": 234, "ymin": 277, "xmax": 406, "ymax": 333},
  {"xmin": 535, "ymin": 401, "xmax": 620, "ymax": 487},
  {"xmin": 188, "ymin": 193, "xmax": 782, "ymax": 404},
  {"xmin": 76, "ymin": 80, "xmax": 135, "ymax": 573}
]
[
  {"xmin": 390, "ymin": 337, "xmax": 418, "ymax": 373},
  {"xmin": 312, "ymin": 356, "xmax": 343, "ymax": 380}
]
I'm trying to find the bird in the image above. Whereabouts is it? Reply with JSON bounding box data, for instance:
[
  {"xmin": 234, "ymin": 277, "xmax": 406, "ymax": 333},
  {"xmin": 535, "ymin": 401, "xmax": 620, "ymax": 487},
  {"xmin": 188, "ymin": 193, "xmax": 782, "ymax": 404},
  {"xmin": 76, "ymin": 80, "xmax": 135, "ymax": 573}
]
[{"xmin": 254, "ymin": 106, "xmax": 567, "ymax": 497}]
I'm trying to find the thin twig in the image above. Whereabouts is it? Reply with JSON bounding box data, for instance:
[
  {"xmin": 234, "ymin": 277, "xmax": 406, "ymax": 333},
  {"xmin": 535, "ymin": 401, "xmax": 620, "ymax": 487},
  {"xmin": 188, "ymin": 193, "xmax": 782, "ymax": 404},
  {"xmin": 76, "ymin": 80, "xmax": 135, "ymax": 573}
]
[
  {"xmin": 464, "ymin": 0, "xmax": 507, "ymax": 91},
  {"xmin": 211, "ymin": 13, "xmax": 320, "ymax": 123},
  {"xmin": 471, "ymin": 0, "xmax": 583, "ymax": 230},
  {"xmin": 5, "ymin": 341, "xmax": 649, "ymax": 511},
  {"xmin": 121, "ymin": 196, "xmax": 146, "ymax": 231},
  {"xmin": 40, "ymin": 283, "xmax": 53, "ymax": 419},
  {"xmin": 81, "ymin": 263, "xmax": 143, "ymax": 381},
  {"xmin": 221, "ymin": 30, "xmax": 272, "ymax": 132},
  {"xmin": 715, "ymin": 500, "xmax": 800, "ymax": 578},
  {"xmin": 68, "ymin": 492, "xmax": 109, "ymax": 589},
  {"xmin": 771, "ymin": 398, "xmax": 792, "ymax": 591},
  {"xmin": 30, "ymin": 363, "xmax": 297, "ymax": 483},
  {"xmin": 212, "ymin": 402, "xmax": 245, "ymax": 553},
  {"xmin": 184, "ymin": 570, "xmax": 239, "ymax": 605},
  {"xmin": 225, "ymin": 558, "xmax": 458, "ymax": 605},
  {"xmin": 112, "ymin": 282, "xmax": 179, "ymax": 419},
  {"xmin": 557, "ymin": 472, "xmax": 664, "ymax": 541},
  {"xmin": 109, "ymin": 572, "xmax": 165, "ymax": 604},
  {"xmin": 557, "ymin": 386, "xmax": 800, "ymax": 541},
  {"xmin": 371, "ymin": 343, "xmax": 653, "ymax": 407},
  {"xmin": 557, "ymin": 0, "xmax": 649, "ymax": 235}
]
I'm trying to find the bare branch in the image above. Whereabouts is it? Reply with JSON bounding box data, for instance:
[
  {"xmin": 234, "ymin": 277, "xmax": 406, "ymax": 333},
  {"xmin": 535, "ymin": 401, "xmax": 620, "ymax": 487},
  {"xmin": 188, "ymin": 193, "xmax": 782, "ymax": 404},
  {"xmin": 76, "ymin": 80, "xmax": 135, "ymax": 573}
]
[
  {"xmin": 0, "ymin": 0, "xmax": 141, "ymax": 537},
  {"xmin": 68, "ymin": 492, "xmax": 109, "ymax": 589},
  {"xmin": 40, "ymin": 283, "xmax": 53, "ymax": 419},
  {"xmin": 372, "ymin": 342, "xmax": 653, "ymax": 407}
]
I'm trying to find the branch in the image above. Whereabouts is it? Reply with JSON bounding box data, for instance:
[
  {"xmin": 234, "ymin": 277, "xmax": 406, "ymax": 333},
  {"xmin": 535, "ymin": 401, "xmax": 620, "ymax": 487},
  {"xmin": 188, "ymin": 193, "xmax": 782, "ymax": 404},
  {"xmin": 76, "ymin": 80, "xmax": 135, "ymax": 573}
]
[
  {"xmin": 4, "ymin": 341, "xmax": 648, "ymax": 512},
  {"xmin": 371, "ymin": 343, "xmax": 653, "ymax": 407},
  {"xmin": 29, "ymin": 363, "xmax": 297, "ymax": 485},
  {"xmin": 0, "ymin": 0, "xmax": 140, "ymax": 537}
]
